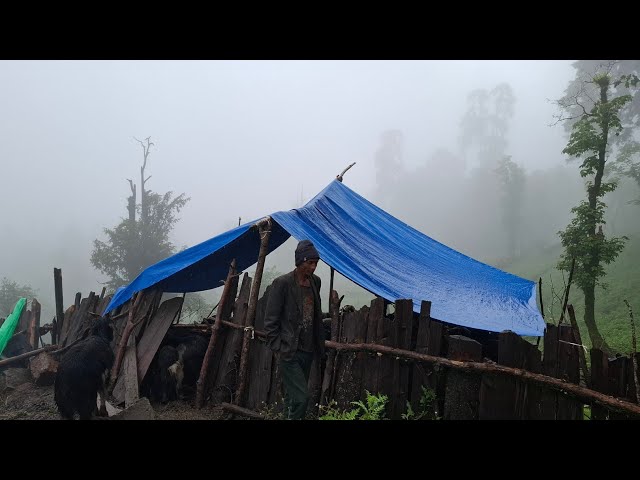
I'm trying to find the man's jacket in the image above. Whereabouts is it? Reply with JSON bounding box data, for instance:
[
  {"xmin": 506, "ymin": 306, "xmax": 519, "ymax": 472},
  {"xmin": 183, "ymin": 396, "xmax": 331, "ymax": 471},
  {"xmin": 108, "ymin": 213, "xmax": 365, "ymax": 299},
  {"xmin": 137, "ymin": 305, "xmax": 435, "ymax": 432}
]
[{"xmin": 263, "ymin": 270, "xmax": 325, "ymax": 360}]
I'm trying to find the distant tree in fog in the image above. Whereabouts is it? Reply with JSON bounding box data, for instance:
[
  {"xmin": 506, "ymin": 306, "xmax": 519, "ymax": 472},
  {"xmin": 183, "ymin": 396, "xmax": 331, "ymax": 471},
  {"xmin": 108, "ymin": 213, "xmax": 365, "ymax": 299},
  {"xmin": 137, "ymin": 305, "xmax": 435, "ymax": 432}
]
[
  {"xmin": 374, "ymin": 129, "xmax": 404, "ymax": 206},
  {"xmin": 0, "ymin": 277, "xmax": 36, "ymax": 317},
  {"xmin": 555, "ymin": 64, "xmax": 639, "ymax": 353},
  {"xmin": 495, "ymin": 156, "xmax": 526, "ymax": 259},
  {"xmin": 91, "ymin": 137, "xmax": 190, "ymax": 291},
  {"xmin": 459, "ymin": 83, "xmax": 515, "ymax": 167}
]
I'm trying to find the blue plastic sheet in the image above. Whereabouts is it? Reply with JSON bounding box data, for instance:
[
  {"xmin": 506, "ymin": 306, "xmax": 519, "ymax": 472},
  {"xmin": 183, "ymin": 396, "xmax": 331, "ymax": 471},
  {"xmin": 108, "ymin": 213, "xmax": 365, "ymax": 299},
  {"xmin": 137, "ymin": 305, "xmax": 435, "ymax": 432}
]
[{"xmin": 104, "ymin": 180, "xmax": 544, "ymax": 336}]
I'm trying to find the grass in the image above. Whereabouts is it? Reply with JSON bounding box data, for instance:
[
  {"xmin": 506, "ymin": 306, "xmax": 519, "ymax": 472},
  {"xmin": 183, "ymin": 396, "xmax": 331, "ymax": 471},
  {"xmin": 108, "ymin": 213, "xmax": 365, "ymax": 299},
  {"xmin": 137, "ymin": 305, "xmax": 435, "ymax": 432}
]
[{"xmin": 502, "ymin": 233, "xmax": 640, "ymax": 355}]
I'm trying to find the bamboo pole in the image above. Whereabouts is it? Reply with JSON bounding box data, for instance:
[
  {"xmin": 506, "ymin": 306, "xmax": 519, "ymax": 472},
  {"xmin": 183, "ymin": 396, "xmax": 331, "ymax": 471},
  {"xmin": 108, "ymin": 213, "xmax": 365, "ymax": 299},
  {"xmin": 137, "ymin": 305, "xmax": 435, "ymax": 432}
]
[
  {"xmin": 195, "ymin": 259, "xmax": 237, "ymax": 409},
  {"xmin": 234, "ymin": 217, "xmax": 272, "ymax": 407}
]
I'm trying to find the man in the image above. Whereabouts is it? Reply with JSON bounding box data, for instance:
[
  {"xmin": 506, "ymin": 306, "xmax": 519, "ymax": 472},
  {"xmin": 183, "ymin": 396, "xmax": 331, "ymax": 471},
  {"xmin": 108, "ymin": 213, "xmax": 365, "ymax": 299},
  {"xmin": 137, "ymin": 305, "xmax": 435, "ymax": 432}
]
[{"xmin": 264, "ymin": 239, "xmax": 325, "ymax": 419}]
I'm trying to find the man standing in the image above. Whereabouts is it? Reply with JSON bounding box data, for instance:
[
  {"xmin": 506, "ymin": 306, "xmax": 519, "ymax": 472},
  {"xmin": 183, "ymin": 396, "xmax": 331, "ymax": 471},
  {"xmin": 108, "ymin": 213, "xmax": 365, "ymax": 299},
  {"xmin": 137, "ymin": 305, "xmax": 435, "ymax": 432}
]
[{"xmin": 264, "ymin": 239, "xmax": 325, "ymax": 419}]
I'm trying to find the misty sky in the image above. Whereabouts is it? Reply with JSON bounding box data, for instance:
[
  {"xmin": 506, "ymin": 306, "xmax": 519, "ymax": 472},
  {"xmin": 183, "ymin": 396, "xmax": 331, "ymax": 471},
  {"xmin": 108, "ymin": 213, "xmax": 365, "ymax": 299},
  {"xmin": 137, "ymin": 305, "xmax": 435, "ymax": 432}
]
[{"xmin": 0, "ymin": 60, "xmax": 576, "ymax": 313}]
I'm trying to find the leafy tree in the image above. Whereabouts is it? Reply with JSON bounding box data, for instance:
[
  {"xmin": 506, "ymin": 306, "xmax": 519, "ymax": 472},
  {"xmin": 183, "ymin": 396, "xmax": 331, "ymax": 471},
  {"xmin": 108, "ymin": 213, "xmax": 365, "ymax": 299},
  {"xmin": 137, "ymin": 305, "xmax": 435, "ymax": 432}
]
[
  {"xmin": 566, "ymin": 62, "xmax": 640, "ymax": 207},
  {"xmin": 0, "ymin": 277, "xmax": 36, "ymax": 317},
  {"xmin": 555, "ymin": 66, "xmax": 639, "ymax": 352},
  {"xmin": 91, "ymin": 137, "xmax": 190, "ymax": 291},
  {"xmin": 495, "ymin": 155, "xmax": 526, "ymax": 259}
]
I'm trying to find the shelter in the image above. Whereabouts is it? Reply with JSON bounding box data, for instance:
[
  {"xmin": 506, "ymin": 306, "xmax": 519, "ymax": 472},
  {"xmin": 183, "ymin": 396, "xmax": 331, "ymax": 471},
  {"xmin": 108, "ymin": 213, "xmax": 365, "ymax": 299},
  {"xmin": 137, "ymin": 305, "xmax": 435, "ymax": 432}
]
[{"xmin": 104, "ymin": 179, "xmax": 544, "ymax": 337}]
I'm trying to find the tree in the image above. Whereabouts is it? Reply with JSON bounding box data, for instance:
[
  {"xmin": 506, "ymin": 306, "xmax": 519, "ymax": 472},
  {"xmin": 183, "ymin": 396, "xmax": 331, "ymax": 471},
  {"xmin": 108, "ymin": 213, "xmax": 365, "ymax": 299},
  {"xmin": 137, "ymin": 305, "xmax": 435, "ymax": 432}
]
[
  {"xmin": 0, "ymin": 277, "xmax": 36, "ymax": 317},
  {"xmin": 91, "ymin": 137, "xmax": 190, "ymax": 291},
  {"xmin": 495, "ymin": 155, "xmax": 526, "ymax": 259},
  {"xmin": 555, "ymin": 66, "xmax": 639, "ymax": 352},
  {"xmin": 458, "ymin": 83, "xmax": 515, "ymax": 168},
  {"xmin": 373, "ymin": 129, "xmax": 404, "ymax": 208}
]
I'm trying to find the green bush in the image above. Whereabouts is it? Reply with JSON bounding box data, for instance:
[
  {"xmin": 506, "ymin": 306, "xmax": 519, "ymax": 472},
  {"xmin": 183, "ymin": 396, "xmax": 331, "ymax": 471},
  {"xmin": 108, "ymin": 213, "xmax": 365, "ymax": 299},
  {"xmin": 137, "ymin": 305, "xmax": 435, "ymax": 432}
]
[{"xmin": 319, "ymin": 390, "xmax": 388, "ymax": 420}]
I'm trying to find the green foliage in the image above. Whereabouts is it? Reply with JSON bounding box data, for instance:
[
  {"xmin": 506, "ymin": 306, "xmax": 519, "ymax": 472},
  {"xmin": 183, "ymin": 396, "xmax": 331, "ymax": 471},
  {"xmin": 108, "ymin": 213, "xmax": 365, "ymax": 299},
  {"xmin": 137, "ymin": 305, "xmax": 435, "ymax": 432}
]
[
  {"xmin": 558, "ymin": 199, "xmax": 627, "ymax": 291},
  {"xmin": 91, "ymin": 143, "xmax": 190, "ymax": 291},
  {"xmin": 557, "ymin": 69, "xmax": 638, "ymax": 350},
  {"xmin": 402, "ymin": 386, "xmax": 439, "ymax": 420},
  {"xmin": 0, "ymin": 277, "xmax": 36, "ymax": 317},
  {"xmin": 610, "ymin": 141, "xmax": 640, "ymax": 204},
  {"xmin": 318, "ymin": 391, "xmax": 389, "ymax": 420},
  {"xmin": 257, "ymin": 265, "xmax": 283, "ymax": 297},
  {"xmin": 179, "ymin": 292, "xmax": 215, "ymax": 324},
  {"xmin": 503, "ymin": 233, "xmax": 640, "ymax": 355}
]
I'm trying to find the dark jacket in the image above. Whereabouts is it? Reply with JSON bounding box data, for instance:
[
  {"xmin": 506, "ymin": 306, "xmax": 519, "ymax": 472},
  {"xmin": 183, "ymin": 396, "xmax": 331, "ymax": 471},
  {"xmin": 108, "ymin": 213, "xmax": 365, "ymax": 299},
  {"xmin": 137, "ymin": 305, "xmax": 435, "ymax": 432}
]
[{"xmin": 264, "ymin": 270, "xmax": 325, "ymax": 360}]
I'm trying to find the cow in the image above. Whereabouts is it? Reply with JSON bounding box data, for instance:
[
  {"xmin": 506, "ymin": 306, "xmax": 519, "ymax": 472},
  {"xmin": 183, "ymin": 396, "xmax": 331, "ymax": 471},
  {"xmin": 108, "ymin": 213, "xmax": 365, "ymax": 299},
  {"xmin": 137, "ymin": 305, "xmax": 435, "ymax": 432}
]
[{"xmin": 54, "ymin": 316, "xmax": 114, "ymax": 420}]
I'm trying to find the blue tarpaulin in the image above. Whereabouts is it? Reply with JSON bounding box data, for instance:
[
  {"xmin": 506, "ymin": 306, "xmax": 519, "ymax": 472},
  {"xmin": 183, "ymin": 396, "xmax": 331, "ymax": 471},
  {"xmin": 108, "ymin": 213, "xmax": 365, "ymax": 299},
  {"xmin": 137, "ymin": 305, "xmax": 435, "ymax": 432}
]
[{"xmin": 104, "ymin": 179, "xmax": 545, "ymax": 336}]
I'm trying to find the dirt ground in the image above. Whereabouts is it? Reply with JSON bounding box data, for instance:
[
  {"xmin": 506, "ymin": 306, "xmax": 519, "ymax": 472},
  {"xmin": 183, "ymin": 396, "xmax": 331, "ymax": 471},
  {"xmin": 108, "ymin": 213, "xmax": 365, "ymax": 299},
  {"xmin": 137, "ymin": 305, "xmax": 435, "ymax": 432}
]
[{"xmin": 0, "ymin": 378, "xmax": 231, "ymax": 421}]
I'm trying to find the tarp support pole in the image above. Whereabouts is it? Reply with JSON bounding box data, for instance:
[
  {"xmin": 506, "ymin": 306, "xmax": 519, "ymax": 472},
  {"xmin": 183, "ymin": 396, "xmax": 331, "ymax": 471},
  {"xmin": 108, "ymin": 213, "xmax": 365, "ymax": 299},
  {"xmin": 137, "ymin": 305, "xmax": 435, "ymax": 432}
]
[
  {"xmin": 195, "ymin": 258, "xmax": 237, "ymax": 409},
  {"xmin": 234, "ymin": 217, "xmax": 272, "ymax": 407}
]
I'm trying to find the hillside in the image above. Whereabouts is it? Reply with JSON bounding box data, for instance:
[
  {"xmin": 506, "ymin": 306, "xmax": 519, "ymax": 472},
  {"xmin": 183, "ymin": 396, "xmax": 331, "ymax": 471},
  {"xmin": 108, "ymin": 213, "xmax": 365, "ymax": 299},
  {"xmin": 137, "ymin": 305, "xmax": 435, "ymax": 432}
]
[{"xmin": 502, "ymin": 233, "xmax": 640, "ymax": 355}]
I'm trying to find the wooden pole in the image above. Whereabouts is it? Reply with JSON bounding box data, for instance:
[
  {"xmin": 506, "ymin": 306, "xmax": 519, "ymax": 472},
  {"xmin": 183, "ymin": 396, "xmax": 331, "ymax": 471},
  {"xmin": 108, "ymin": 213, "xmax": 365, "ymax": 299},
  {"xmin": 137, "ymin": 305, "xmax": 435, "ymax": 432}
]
[
  {"xmin": 27, "ymin": 299, "xmax": 41, "ymax": 350},
  {"xmin": 324, "ymin": 340, "xmax": 640, "ymax": 417},
  {"xmin": 234, "ymin": 217, "xmax": 272, "ymax": 407},
  {"xmin": 319, "ymin": 289, "xmax": 341, "ymax": 406},
  {"xmin": 567, "ymin": 304, "xmax": 590, "ymax": 388},
  {"xmin": 195, "ymin": 259, "xmax": 237, "ymax": 409},
  {"xmin": 220, "ymin": 402, "xmax": 264, "ymax": 419},
  {"xmin": 558, "ymin": 258, "xmax": 575, "ymax": 326},
  {"xmin": 53, "ymin": 268, "xmax": 64, "ymax": 345},
  {"xmin": 110, "ymin": 291, "xmax": 144, "ymax": 388},
  {"xmin": 0, "ymin": 345, "xmax": 58, "ymax": 368}
]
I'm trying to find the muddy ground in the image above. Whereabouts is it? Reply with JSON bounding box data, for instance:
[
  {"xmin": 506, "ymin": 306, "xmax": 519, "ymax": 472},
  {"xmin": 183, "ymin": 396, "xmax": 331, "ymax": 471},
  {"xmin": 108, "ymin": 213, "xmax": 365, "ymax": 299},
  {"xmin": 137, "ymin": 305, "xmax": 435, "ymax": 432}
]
[{"xmin": 0, "ymin": 375, "xmax": 231, "ymax": 420}]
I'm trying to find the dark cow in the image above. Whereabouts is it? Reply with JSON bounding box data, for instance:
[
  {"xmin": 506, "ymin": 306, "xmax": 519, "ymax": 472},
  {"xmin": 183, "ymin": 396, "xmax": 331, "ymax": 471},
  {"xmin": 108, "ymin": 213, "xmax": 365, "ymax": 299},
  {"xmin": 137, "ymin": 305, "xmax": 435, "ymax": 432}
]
[
  {"xmin": 54, "ymin": 317, "xmax": 114, "ymax": 420},
  {"xmin": 142, "ymin": 330, "xmax": 208, "ymax": 402},
  {"xmin": 175, "ymin": 334, "xmax": 208, "ymax": 396},
  {"xmin": 143, "ymin": 345, "xmax": 184, "ymax": 404}
]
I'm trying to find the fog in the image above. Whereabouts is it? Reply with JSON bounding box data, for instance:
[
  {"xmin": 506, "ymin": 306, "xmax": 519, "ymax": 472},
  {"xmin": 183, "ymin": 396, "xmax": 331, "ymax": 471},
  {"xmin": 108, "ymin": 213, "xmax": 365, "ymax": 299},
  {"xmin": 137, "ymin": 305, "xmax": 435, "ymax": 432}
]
[{"xmin": 1, "ymin": 60, "xmax": 595, "ymax": 321}]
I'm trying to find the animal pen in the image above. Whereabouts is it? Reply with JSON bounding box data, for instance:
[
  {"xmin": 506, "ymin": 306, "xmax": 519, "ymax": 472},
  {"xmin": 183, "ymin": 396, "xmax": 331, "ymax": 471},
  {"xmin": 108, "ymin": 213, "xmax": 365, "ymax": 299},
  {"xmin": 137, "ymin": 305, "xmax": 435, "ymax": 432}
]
[
  {"xmin": 5, "ymin": 177, "xmax": 639, "ymax": 420},
  {"xmin": 4, "ymin": 264, "xmax": 640, "ymax": 420}
]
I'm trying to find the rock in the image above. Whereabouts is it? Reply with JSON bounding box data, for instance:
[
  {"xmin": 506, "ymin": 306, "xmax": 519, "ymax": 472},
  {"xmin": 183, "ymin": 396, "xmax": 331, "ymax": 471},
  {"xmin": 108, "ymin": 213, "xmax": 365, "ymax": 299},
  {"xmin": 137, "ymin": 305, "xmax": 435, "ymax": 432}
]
[
  {"xmin": 110, "ymin": 397, "xmax": 155, "ymax": 420},
  {"xmin": 29, "ymin": 352, "xmax": 58, "ymax": 386},
  {"xmin": 3, "ymin": 368, "xmax": 31, "ymax": 390}
]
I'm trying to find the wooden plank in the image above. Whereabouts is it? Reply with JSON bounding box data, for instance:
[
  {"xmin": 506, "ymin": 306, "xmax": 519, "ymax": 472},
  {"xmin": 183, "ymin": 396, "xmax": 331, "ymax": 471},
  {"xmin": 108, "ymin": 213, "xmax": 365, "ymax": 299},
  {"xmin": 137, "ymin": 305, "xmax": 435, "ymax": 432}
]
[
  {"xmin": 410, "ymin": 300, "xmax": 432, "ymax": 410},
  {"xmin": 212, "ymin": 273, "xmax": 251, "ymax": 404},
  {"xmin": 626, "ymin": 352, "xmax": 640, "ymax": 405},
  {"xmin": 523, "ymin": 341, "xmax": 544, "ymax": 419},
  {"xmin": 444, "ymin": 335, "xmax": 482, "ymax": 420},
  {"xmin": 608, "ymin": 356, "xmax": 630, "ymax": 420},
  {"xmin": 53, "ymin": 268, "xmax": 64, "ymax": 345},
  {"xmin": 246, "ymin": 339, "xmax": 273, "ymax": 411},
  {"xmin": 376, "ymin": 314, "xmax": 395, "ymax": 404},
  {"xmin": 17, "ymin": 306, "xmax": 32, "ymax": 335},
  {"xmin": 27, "ymin": 299, "xmax": 41, "ymax": 349},
  {"xmin": 361, "ymin": 297, "xmax": 385, "ymax": 397},
  {"xmin": 479, "ymin": 331, "xmax": 522, "ymax": 420},
  {"xmin": 135, "ymin": 297, "xmax": 183, "ymax": 383},
  {"xmin": 556, "ymin": 324, "xmax": 582, "ymax": 420},
  {"xmin": 62, "ymin": 293, "xmax": 97, "ymax": 347},
  {"xmin": 590, "ymin": 349, "xmax": 609, "ymax": 420},
  {"xmin": 539, "ymin": 323, "xmax": 559, "ymax": 419},
  {"xmin": 332, "ymin": 309, "xmax": 364, "ymax": 409},
  {"xmin": 123, "ymin": 332, "xmax": 139, "ymax": 408},
  {"xmin": 389, "ymin": 299, "xmax": 413, "ymax": 419}
]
